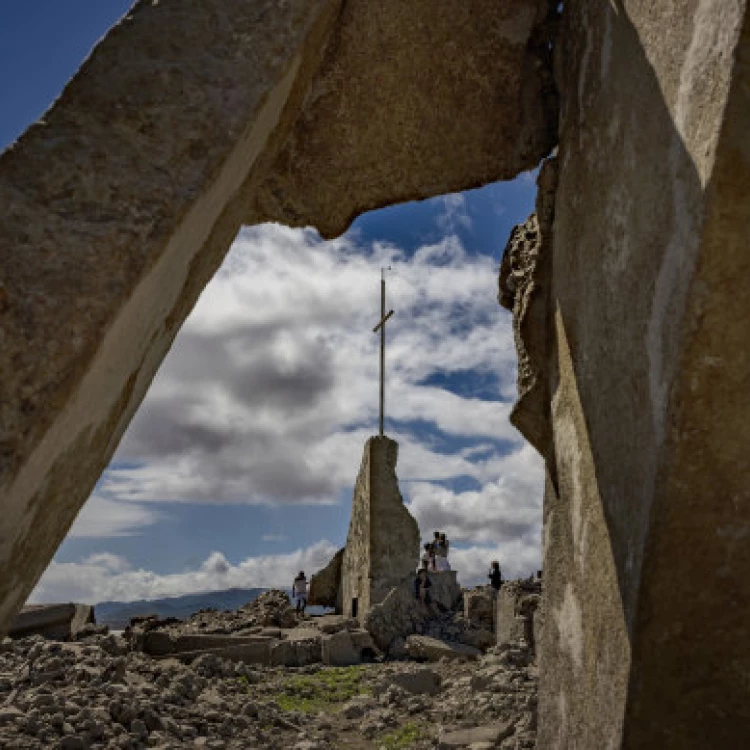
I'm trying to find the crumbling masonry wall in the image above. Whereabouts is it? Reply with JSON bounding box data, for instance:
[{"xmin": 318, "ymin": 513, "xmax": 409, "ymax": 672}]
[{"xmin": 340, "ymin": 437, "xmax": 420, "ymax": 620}]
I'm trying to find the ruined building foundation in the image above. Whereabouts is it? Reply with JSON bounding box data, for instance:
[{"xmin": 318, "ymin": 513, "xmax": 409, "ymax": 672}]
[{"xmin": 1, "ymin": 1, "xmax": 749, "ymax": 747}]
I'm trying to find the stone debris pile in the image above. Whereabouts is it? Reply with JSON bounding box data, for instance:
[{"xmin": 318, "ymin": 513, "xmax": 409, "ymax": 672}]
[
  {"xmin": 125, "ymin": 592, "xmax": 379, "ymax": 670},
  {"xmin": 0, "ymin": 580, "xmax": 541, "ymax": 748},
  {"xmin": 135, "ymin": 590, "xmax": 298, "ymax": 637},
  {"xmin": 0, "ymin": 628, "xmax": 537, "ymax": 749}
]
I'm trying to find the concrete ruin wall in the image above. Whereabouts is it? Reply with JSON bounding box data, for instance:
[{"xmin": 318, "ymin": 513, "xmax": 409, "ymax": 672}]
[
  {"xmin": 340, "ymin": 441, "xmax": 373, "ymax": 619},
  {"xmin": 2, "ymin": 0, "xmax": 750, "ymax": 747},
  {"xmin": 498, "ymin": 2, "xmax": 750, "ymax": 748},
  {"xmin": 340, "ymin": 437, "xmax": 420, "ymax": 619},
  {"xmin": 308, "ymin": 547, "xmax": 344, "ymax": 611},
  {"xmin": 0, "ymin": 0, "xmax": 556, "ymax": 636}
]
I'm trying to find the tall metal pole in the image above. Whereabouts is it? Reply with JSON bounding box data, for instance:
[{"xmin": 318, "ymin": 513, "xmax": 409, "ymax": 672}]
[{"xmin": 380, "ymin": 274, "xmax": 385, "ymax": 437}]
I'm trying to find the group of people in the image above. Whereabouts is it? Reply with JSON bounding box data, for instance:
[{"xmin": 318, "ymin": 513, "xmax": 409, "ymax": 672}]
[
  {"xmin": 414, "ymin": 555, "xmax": 507, "ymax": 607},
  {"xmin": 420, "ymin": 531, "xmax": 451, "ymax": 572}
]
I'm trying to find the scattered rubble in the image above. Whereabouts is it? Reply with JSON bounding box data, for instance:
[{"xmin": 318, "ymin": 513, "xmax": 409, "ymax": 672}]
[
  {"xmin": 0, "ymin": 635, "xmax": 537, "ymax": 749},
  {"xmin": 9, "ymin": 604, "xmax": 97, "ymax": 641},
  {"xmin": 0, "ymin": 582, "xmax": 540, "ymax": 748}
]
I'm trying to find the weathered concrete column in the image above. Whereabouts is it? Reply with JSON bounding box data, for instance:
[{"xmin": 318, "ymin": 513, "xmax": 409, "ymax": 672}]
[
  {"xmin": 531, "ymin": 2, "xmax": 750, "ymax": 748},
  {"xmin": 0, "ymin": 0, "xmax": 344, "ymax": 635},
  {"xmin": 341, "ymin": 437, "xmax": 420, "ymax": 620}
]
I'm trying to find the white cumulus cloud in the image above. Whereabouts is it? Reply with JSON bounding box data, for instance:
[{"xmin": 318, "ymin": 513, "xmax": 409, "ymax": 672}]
[{"xmin": 31, "ymin": 541, "xmax": 339, "ymax": 604}]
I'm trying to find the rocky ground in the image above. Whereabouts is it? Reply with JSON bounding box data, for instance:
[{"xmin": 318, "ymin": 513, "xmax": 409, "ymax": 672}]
[{"xmin": 0, "ymin": 591, "xmax": 538, "ymax": 750}]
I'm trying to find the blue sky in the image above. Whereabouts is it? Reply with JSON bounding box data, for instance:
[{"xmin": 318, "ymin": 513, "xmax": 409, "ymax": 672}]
[{"xmin": 2, "ymin": 3, "xmax": 544, "ymax": 603}]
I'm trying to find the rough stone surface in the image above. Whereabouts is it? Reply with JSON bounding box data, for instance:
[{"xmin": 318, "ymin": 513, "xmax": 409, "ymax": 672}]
[
  {"xmin": 463, "ymin": 587, "xmax": 495, "ymax": 632},
  {"xmin": 9, "ymin": 605, "xmax": 95, "ymax": 641},
  {"xmin": 363, "ymin": 572, "xmax": 461, "ymax": 652},
  {"xmin": 405, "ymin": 636, "xmax": 481, "ymax": 663},
  {"xmin": 0, "ymin": 600, "xmax": 539, "ymax": 749},
  {"xmin": 340, "ymin": 437, "xmax": 420, "ymax": 620},
  {"xmin": 308, "ymin": 547, "xmax": 344, "ymax": 610},
  {"xmin": 373, "ymin": 668, "xmax": 442, "ymax": 696},
  {"xmin": 438, "ymin": 722, "xmax": 514, "ymax": 749},
  {"xmin": 495, "ymin": 582, "xmax": 540, "ymax": 654},
  {"xmin": 252, "ymin": 0, "xmax": 558, "ymax": 237},
  {"xmin": 320, "ymin": 630, "xmax": 360, "ymax": 667},
  {"xmin": 498, "ymin": 156, "xmax": 557, "ymax": 459},
  {"xmin": 526, "ymin": 3, "xmax": 750, "ymax": 748}
]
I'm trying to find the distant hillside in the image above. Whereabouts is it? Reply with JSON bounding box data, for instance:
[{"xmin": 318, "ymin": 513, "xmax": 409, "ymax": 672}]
[{"xmin": 95, "ymin": 587, "xmax": 269, "ymax": 629}]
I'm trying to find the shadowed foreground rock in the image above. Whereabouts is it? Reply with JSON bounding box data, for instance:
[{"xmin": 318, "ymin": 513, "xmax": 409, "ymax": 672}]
[{"xmin": 498, "ymin": 3, "xmax": 750, "ymax": 748}]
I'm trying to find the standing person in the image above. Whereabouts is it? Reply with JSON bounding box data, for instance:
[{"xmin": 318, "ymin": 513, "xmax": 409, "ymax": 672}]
[
  {"xmin": 414, "ymin": 566, "xmax": 433, "ymax": 606},
  {"xmin": 488, "ymin": 561, "xmax": 503, "ymax": 596},
  {"xmin": 434, "ymin": 532, "xmax": 450, "ymax": 571},
  {"xmin": 421, "ymin": 543, "xmax": 436, "ymax": 571},
  {"xmin": 292, "ymin": 571, "xmax": 308, "ymax": 614},
  {"xmin": 439, "ymin": 532, "xmax": 451, "ymax": 571}
]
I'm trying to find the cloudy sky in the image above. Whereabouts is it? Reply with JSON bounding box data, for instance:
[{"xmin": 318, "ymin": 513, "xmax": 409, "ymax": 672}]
[{"xmin": 2, "ymin": 2, "xmax": 544, "ymax": 604}]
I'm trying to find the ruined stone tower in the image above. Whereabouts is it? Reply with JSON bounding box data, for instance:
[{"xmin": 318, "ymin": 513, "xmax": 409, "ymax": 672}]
[{"xmin": 340, "ymin": 436, "xmax": 420, "ymax": 620}]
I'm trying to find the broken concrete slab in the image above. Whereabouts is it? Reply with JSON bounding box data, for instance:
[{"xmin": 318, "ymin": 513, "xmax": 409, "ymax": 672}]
[
  {"xmin": 307, "ymin": 615, "xmax": 358, "ymax": 634},
  {"xmin": 9, "ymin": 604, "xmax": 95, "ymax": 641},
  {"xmin": 161, "ymin": 640, "xmax": 275, "ymax": 667},
  {"xmin": 405, "ymin": 636, "xmax": 481, "ymax": 662},
  {"xmin": 141, "ymin": 631, "xmax": 275, "ymax": 658},
  {"xmin": 437, "ymin": 721, "xmax": 514, "ymax": 749},
  {"xmin": 374, "ymin": 668, "xmax": 442, "ymax": 696},
  {"xmin": 251, "ymin": 0, "xmax": 558, "ymax": 237},
  {"xmin": 271, "ymin": 636, "xmax": 322, "ymax": 667},
  {"xmin": 321, "ymin": 630, "xmax": 360, "ymax": 667}
]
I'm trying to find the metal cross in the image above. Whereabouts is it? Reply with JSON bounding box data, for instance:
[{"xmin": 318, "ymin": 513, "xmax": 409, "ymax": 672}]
[{"xmin": 372, "ymin": 268, "xmax": 394, "ymax": 437}]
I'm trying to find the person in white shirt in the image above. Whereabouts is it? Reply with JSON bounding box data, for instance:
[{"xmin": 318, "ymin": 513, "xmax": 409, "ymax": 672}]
[
  {"xmin": 292, "ymin": 571, "xmax": 308, "ymax": 614},
  {"xmin": 434, "ymin": 532, "xmax": 451, "ymax": 571}
]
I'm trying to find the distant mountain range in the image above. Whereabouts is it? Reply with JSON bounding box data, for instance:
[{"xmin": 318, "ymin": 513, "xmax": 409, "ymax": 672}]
[{"xmin": 95, "ymin": 587, "xmax": 269, "ymax": 629}]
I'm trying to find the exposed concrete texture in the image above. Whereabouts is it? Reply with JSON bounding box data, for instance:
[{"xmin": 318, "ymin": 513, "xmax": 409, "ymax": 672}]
[
  {"xmin": 463, "ymin": 587, "xmax": 495, "ymax": 632},
  {"xmin": 527, "ymin": 2, "xmax": 750, "ymax": 748},
  {"xmin": 495, "ymin": 581, "xmax": 540, "ymax": 653},
  {"xmin": 252, "ymin": 0, "xmax": 558, "ymax": 237},
  {"xmin": 0, "ymin": 0, "xmax": 556, "ymax": 639},
  {"xmin": 9, "ymin": 603, "xmax": 95, "ymax": 640},
  {"xmin": 363, "ymin": 571, "xmax": 462, "ymax": 653},
  {"xmin": 309, "ymin": 547, "xmax": 344, "ymax": 610},
  {"xmin": 340, "ymin": 437, "xmax": 420, "ymax": 620},
  {"xmin": 0, "ymin": 0, "xmax": 344, "ymax": 638},
  {"xmin": 405, "ymin": 635, "xmax": 481, "ymax": 663},
  {"xmin": 498, "ymin": 157, "xmax": 557, "ymax": 460}
]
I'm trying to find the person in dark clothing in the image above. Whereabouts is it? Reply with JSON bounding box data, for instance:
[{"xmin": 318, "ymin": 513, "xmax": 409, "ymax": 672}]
[
  {"xmin": 414, "ymin": 567, "xmax": 433, "ymax": 605},
  {"xmin": 421, "ymin": 543, "xmax": 436, "ymax": 571},
  {"xmin": 488, "ymin": 560, "xmax": 503, "ymax": 595}
]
